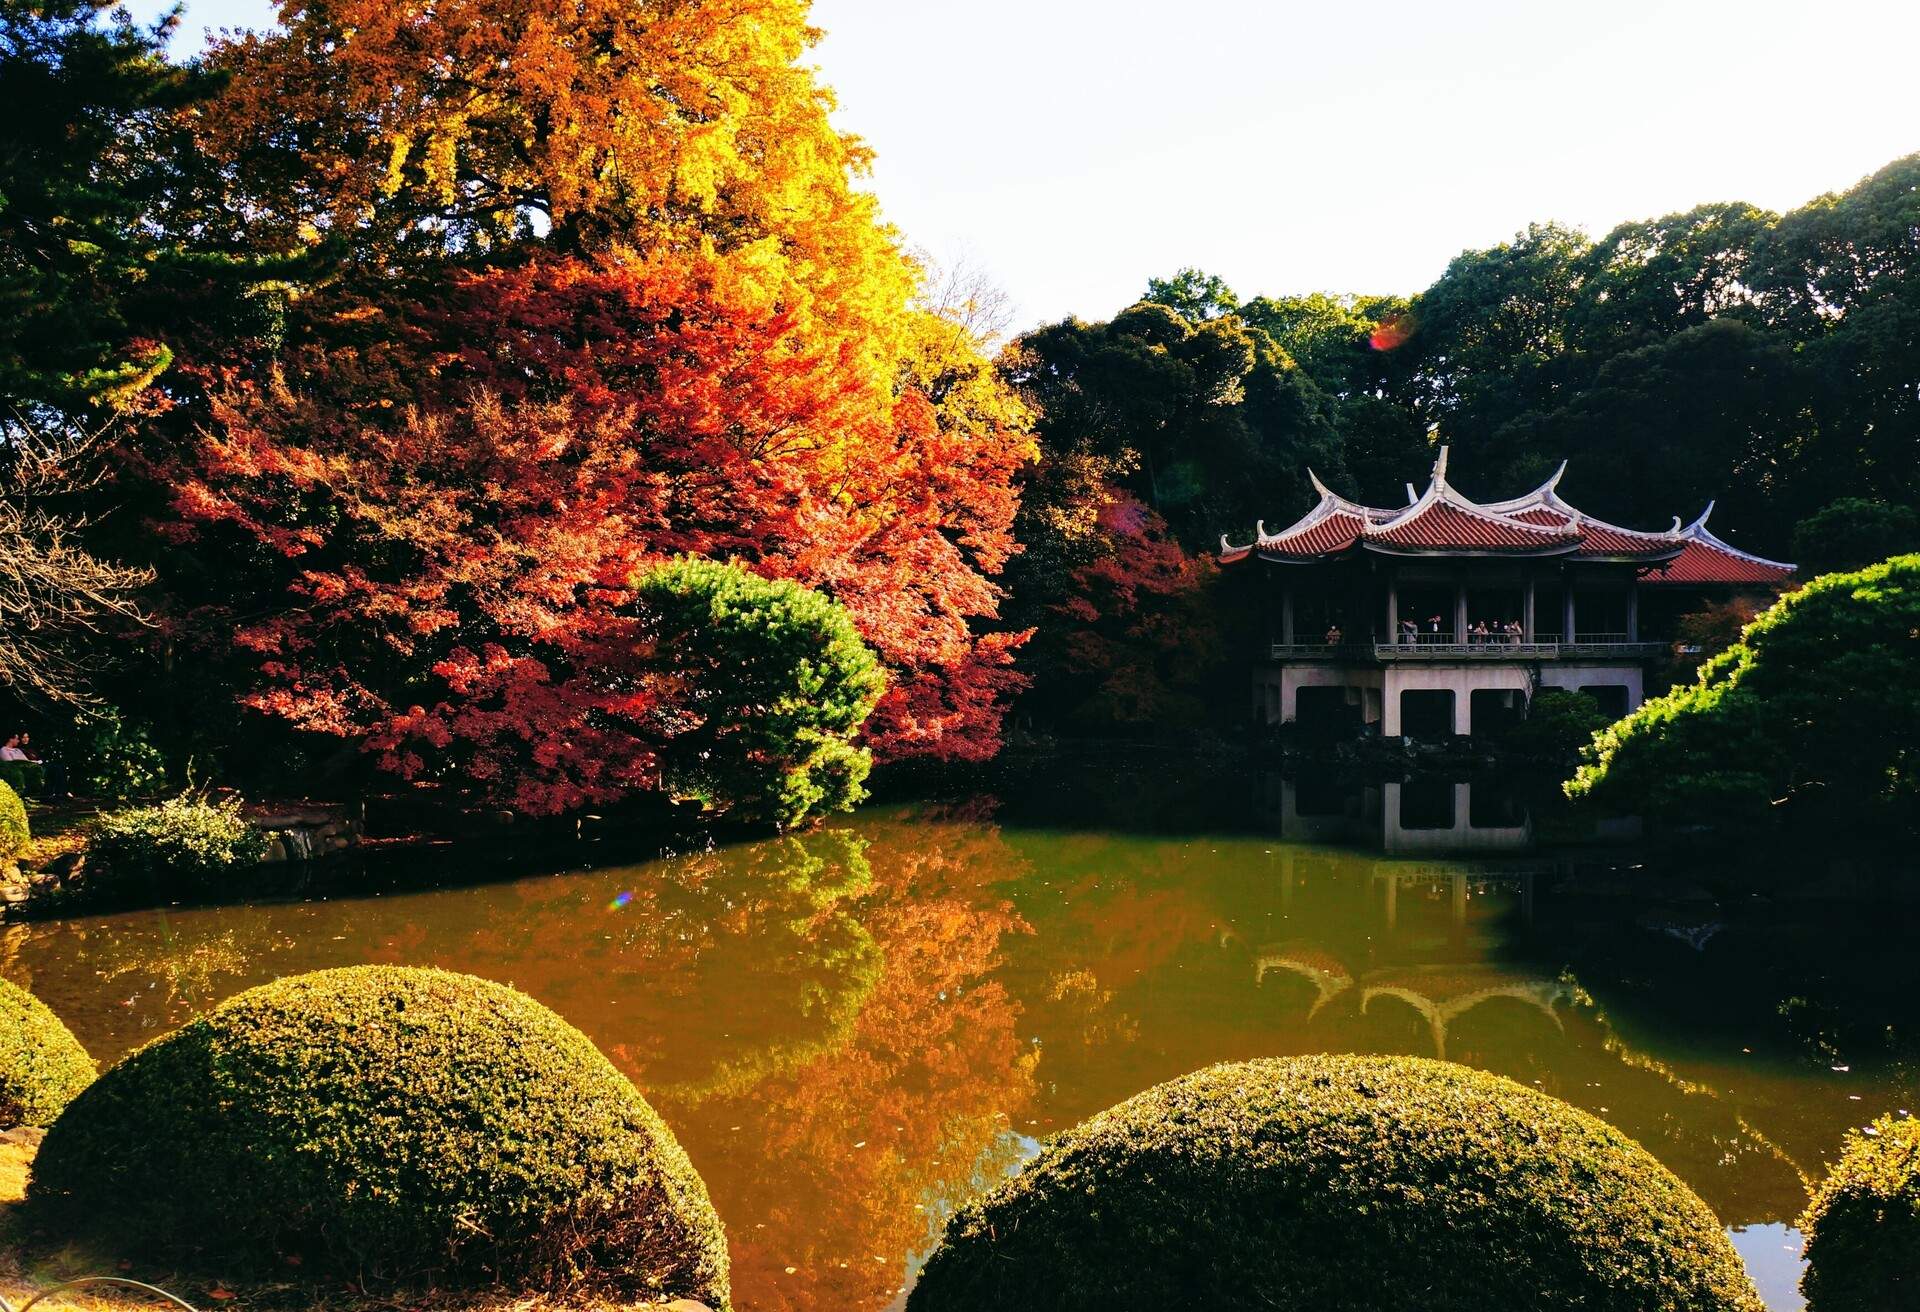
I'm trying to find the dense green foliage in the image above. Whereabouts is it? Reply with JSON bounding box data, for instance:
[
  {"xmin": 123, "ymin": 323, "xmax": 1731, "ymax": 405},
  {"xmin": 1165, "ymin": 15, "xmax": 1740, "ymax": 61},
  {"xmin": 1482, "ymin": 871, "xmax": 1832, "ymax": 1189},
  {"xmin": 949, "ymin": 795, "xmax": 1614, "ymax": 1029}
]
[
  {"xmin": 1798, "ymin": 1115, "xmax": 1920, "ymax": 1311},
  {"xmin": 0, "ymin": 777, "xmax": 28, "ymax": 857},
  {"xmin": 29, "ymin": 966, "xmax": 730, "ymax": 1302},
  {"xmin": 1109, "ymin": 155, "xmax": 1920, "ymax": 561},
  {"xmin": 1569, "ymin": 555, "xmax": 1920, "ymax": 836},
  {"xmin": 84, "ymin": 794, "xmax": 267, "ymax": 890},
  {"xmin": 1007, "ymin": 300, "xmax": 1341, "ymax": 552},
  {"xmin": 0, "ymin": 0, "xmax": 285, "ymax": 414},
  {"xmin": 1792, "ymin": 498, "xmax": 1920, "ymax": 577},
  {"xmin": 1501, "ymin": 688, "xmax": 1613, "ymax": 763},
  {"xmin": 910, "ymin": 1054, "xmax": 1760, "ymax": 1312},
  {"xmin": 0, "ymin": 976, "xmax": 94, "ymax": 1129},
  {"xmin": 1002, "ymin": 159, "xmax": 1920, "ymax": 734},
  {"xmin": 56, "ymin": 707, "xmax": 168, "ymax": 798},
  {"xmin": 636, "ymin": 558, "xmax": 886, "ymax": 829}
]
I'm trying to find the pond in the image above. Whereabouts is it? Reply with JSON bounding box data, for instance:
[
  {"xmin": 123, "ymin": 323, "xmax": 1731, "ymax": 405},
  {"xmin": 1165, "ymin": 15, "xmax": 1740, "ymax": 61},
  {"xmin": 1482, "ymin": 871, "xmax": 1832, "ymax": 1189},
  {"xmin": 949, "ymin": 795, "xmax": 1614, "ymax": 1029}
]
[{"xmin": 4, "ymin": 763, "xmax": 1914, "ymax": 1311}]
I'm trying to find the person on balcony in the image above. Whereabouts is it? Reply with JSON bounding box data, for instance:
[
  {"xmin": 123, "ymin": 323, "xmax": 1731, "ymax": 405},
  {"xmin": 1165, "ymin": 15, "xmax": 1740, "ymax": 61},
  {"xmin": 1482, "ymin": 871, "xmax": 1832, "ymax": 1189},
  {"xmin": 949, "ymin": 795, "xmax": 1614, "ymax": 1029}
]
[
  {"xmin": 1325, "ymin": 623, "xmax": 1343, "ymax": 646},
  {"xmin": 1470, "ymin": 619, "xmax": 1489, "ymax": 645},
  {"xmin": 1398, "ymin": 618, "xmax": 1418, "ymax": 645}
]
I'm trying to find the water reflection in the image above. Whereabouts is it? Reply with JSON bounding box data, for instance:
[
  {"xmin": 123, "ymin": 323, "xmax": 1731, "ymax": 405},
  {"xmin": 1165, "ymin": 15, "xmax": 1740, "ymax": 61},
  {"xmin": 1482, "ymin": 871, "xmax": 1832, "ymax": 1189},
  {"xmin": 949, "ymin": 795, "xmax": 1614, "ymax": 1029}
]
[
  {"xmin": 1257, "ymin": 772, "xmax": 1640, "ymax": 853},
  {"xmin": 4, "ymin": 784, "xmax": 1912, "ymax": 1312}
]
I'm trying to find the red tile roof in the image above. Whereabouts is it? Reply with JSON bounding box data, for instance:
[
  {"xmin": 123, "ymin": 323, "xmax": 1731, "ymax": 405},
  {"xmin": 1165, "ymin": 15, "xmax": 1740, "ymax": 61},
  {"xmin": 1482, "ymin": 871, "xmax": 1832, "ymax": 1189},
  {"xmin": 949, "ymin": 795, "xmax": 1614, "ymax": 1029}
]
[
  {"xmin": 1264, "ymin": 508, "xmax": 1366, "ymax": 558},
  {"xmin": 1220, "ymin": 450, "xmax": 1795, "ymax": 584},
  {"xmin": 1646, "ymin": 535, "xmax": 1796, "ymax": 586},
  {"xmin": 1366, "ymin": 499, "xmax": 1578, "ymax": 553}
]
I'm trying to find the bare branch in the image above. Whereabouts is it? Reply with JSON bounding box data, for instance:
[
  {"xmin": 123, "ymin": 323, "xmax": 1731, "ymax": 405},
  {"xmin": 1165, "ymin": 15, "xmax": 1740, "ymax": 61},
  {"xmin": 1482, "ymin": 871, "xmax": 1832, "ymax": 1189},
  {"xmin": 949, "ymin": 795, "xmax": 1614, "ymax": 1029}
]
[{"xmin": 0, "ymin": 411, "xmax": 155, "ymax": 704}]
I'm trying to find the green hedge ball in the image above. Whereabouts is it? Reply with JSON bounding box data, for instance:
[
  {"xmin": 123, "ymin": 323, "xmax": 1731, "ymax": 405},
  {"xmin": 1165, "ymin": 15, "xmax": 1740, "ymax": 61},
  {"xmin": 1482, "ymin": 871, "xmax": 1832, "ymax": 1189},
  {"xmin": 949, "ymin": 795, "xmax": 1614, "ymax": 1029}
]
[
  {"xmin": 28, "ymin": 965, "xmax": 729, "ymax": 1306},
  {"xmin": 909, "ymin": 1055, "xmax": 1764, "ymax": 1312},
  {"xmin": 0, "ymin": 977, "xmax": 94, "ymax": 1129},
  {"xmin": 1799, "ymin": 1115, "xmax": 1920, "ymax": 1311},
  {"xmin": 0, "ymin": 778, "xmax": 29, "ymax": 860}
]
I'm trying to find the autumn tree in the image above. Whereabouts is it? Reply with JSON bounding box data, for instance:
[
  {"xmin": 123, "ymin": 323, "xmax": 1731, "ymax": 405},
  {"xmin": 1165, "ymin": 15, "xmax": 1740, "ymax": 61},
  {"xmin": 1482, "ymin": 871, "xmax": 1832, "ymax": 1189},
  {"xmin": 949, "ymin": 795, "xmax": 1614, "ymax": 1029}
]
[{"xmin": 131, "ymin": 0, "xmax": 1033, "ymax": 806}]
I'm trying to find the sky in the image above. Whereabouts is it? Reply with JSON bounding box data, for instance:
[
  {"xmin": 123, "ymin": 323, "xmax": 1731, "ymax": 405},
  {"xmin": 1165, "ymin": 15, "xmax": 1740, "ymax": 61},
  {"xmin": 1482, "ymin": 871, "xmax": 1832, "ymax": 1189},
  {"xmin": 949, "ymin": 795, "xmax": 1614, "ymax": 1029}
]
[{"xmin": 145, "ymin": 0, "xmax": 1920, "ymax": 333}]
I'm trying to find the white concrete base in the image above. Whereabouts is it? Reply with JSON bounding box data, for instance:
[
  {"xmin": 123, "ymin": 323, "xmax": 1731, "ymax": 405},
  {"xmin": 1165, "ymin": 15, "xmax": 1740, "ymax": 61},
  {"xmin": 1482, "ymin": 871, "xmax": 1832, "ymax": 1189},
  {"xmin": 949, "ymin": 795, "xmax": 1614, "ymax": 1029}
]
[
  {"xmin": 1536, "ymin": 663, "xmax": 1645, "ymax": 708},
  {"xmin": 1381, "ymin": 664, "xmax": 1531, "ymax": 736},
  {"xmin": 1254, "ymin": 659, "xmax": 1647, "ymax": 736},
  {"xmin": 1254, "ymin": 665, "xmax": 1385, "ymax": 726}
]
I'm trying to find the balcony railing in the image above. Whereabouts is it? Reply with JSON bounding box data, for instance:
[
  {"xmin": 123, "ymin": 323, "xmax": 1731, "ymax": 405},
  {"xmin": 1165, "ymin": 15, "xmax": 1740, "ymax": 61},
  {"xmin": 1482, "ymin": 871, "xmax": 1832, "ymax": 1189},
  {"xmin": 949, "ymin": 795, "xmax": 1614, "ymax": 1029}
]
[{"xmin": 1268, "ymin": 637, "xmax": 1666, "ymax": 662}]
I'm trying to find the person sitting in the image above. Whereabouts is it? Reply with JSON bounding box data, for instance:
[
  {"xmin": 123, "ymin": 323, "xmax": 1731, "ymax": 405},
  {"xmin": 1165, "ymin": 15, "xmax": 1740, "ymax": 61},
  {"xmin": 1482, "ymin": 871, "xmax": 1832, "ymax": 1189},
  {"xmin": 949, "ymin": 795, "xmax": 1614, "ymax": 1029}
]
[
  {"xmin": 18, "ymin": 733, "xmax": 68, "ymax": 797},
  {"xmin": 1324, "ymin": 623, "xmax": 1343, "ymax": 646},
  {"xmin": 0, "ymin": 734, "xmax": 45, "ymax": 796}
]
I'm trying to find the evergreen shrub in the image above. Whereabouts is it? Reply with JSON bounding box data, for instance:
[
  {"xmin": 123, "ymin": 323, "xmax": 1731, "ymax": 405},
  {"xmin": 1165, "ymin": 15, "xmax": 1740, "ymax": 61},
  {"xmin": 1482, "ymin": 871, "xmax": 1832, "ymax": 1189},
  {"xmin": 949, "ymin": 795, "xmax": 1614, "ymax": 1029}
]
[
  {"xmin": 29, "ymin": 966, "xmax": 730, "ymax": 1304},
  {"xmin": 909, "ymin": 1054, "xmax": 1763, "ymax": 1312},
  {"xmin": 1799, "ymin": 1114, "xmax": 1920, "ymax": 1311},
  {"xmin": 0, "ymin": 977, "xmax": 94, "ymax": 1128}
]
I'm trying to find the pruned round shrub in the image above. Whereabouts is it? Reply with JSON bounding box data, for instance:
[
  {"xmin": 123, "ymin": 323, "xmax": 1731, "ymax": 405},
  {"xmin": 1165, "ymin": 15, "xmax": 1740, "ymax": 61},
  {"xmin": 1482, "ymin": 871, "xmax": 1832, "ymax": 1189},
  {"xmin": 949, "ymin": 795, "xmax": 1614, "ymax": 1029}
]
[
  {"xmin": 0, "ymin": 778, "xmax": 29, "ymax": 859},
  {"xmin": 84, "ymin": 793, "xmax": 267, "ymax": 892},
  {"xmin": 635, "ymin": 556, "xmax": 886, "ymax": 830},
  {"xmin": 0, "ymin": 977, "xmax": 94, "ymax": 1128},
  {"xmin": 29, "ymin": 966, "xmax": 729, "ymax": 1304},
  {"xmin": 909, "ymin": 1055, "xmax": 1762, "ymax": 1312},
  {"xmin": 1799, "ymin": 1114, "xmax": 1920, "ymax": 1311}
]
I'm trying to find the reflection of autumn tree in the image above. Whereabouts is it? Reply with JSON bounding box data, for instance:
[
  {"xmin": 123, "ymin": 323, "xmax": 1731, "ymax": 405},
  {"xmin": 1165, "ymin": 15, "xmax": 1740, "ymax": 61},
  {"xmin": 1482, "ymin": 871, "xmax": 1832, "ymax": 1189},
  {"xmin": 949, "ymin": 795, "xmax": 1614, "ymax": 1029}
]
[
  {"xmin": 672, "ymin": 810, "xmax": 1039, "ymax": 1312},
  {"xmin": 379, "ymin": 829, "xmax": 886, "ymax": 1099}
]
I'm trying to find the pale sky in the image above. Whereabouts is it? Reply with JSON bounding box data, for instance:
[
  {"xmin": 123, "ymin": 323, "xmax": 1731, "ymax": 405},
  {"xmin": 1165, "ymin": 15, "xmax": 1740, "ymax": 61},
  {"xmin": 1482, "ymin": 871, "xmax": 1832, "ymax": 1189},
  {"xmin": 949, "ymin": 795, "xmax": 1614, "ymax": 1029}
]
[{"xmin": 150, "ymin": 0, "xmax": 1920, "ymax": 332}]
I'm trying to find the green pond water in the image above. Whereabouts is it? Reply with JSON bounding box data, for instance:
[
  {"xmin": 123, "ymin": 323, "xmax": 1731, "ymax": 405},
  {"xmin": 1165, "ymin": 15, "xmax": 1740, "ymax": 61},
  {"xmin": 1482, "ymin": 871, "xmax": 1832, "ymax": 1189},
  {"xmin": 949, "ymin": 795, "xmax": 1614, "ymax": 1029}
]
[{"xmin": 4, "ymin": 767, "xmax": 1915, "ymax": 1311}]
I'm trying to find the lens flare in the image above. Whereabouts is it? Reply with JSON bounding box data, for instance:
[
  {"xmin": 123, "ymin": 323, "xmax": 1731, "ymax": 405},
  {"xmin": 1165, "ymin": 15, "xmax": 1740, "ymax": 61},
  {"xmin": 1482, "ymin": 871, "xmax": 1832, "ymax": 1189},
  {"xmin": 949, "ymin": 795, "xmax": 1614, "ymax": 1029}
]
[
  {"xmin": 1369, "ymin": 315, "xmax": 1412, "ymax": 352},
  {"xmin": 607, "ymin": 890, "xmax": 634, "ymax": 911}
]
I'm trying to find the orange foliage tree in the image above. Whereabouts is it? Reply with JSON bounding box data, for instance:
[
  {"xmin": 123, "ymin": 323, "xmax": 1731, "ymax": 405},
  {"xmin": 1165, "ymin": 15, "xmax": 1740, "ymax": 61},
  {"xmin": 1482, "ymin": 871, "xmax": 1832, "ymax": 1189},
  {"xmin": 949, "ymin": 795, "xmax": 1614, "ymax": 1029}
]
[{"xmin": 139, "ymin": 0, "xmax": 1032, "ymax": 807}]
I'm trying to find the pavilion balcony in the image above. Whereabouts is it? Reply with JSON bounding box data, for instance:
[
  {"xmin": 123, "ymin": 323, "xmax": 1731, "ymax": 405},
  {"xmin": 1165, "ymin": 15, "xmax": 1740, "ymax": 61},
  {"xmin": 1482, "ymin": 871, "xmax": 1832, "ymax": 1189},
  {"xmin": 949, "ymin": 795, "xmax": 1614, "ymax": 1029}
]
[{"xmin": 1267, "ymin": 636, "xmax": 1668, "ymax": 663}]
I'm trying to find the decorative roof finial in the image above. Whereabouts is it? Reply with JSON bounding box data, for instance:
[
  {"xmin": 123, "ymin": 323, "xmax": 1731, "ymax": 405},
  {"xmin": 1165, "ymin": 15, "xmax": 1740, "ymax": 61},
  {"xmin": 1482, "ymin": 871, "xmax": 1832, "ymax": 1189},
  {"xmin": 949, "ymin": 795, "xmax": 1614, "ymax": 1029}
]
[
  {"xmin": 1256, "ymin": 520, "xmax": 1269, "ymax": 540},
  {"xmin": 1543, "ymin": 459, "xmax": 1568, "ymax": 495},
  {"xmin": 1684, "ymin": 501, "xmax": 1717, "ymax": 535},
  {"xmin": 1308, "ymin": 468, "xmax": 1335, "ymax": 500},
  {"xmin": 1404, "ymin": 482, "xmax": 1419, "ymax": 506},
  {"xmin": 1431, "ymin": 445, "xmax": 1451, "ymax": 489}
]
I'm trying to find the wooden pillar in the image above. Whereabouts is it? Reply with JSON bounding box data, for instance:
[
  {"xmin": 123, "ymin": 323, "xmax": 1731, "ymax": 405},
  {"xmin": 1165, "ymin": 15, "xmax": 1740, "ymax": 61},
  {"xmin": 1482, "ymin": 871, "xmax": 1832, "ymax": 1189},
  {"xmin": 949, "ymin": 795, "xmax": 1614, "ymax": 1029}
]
[
  {"xmin": 1385, "ymin": 570, "xmax": 1399, "ymax": 643},
  {"xmin": 1453, "ymin": 577, "xmax": 1468, "ymax": 643},
  {"xmin": 1562, "ymin": 584, "xmax": 1577, "ymax": 645},
  {"xmin": 1523, "ymin": 573, "xmax": 1536, "ymax": 642},
  {"xmin": 1281, "ymin": 586, "xmax": 1294, "ymax": 647},
  {"xmin": 1625, "ymin": 579, "xmax": 1640, "ymax": 641}
]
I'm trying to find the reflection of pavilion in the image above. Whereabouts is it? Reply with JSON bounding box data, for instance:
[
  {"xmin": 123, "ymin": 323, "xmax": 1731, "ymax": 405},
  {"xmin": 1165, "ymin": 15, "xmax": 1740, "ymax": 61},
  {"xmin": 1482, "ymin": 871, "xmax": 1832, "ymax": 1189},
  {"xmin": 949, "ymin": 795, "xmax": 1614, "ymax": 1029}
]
[
  {"xmin": 1259, "ymin": 773, "xmax": 1530, "ymax": 854},
  {"xmin": 1258, "ymin": 773, "xmax": 1641, "ymax": 855}
]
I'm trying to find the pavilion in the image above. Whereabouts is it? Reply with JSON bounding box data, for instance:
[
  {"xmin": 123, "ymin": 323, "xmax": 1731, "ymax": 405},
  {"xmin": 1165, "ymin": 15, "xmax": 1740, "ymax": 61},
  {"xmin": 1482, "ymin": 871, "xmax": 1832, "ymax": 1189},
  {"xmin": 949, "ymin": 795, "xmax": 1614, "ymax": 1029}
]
[{"xmin": 1220, "ymin": 448, "xmax": 1794, "ymax": 738}]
